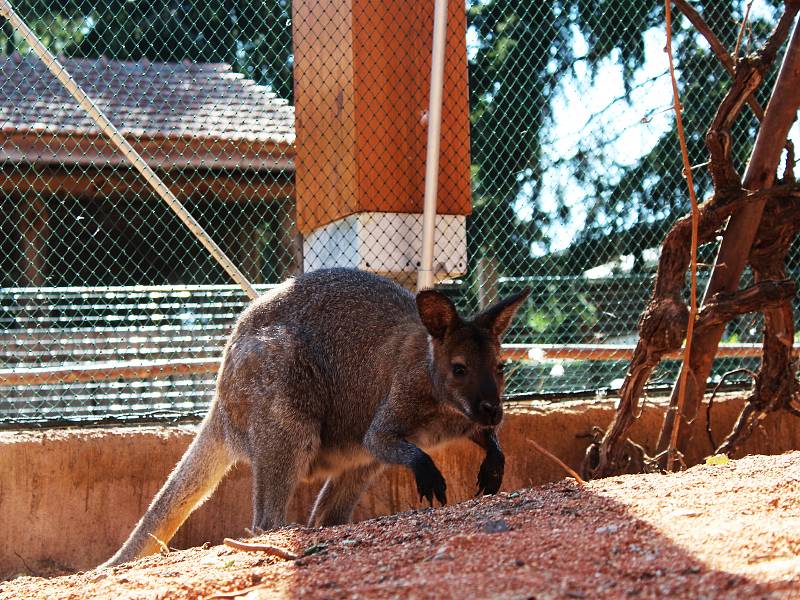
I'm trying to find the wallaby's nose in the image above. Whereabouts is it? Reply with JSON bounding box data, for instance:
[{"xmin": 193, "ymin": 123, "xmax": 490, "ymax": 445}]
[{"xmin": 479, "ymin": 401, "xmax": 503, "ymax": 426}]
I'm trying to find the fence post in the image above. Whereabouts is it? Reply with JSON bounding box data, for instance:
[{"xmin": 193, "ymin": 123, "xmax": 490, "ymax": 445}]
[{"xmin": 417, "ymin": 0, "xmax": 448, "ymax": 291}]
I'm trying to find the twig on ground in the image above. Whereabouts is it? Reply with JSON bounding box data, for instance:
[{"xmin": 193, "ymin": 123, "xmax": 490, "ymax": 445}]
[
  {"xmin": 526, "ymin": 439, "xmax": 586, "ymax": 485},
  {"xmin": 223, "ymin": 537, "xmax": 299, "ymax": 561},
  {"xmin": 205, "ymin": 582, "xmax": 270, "ymax": 599}
]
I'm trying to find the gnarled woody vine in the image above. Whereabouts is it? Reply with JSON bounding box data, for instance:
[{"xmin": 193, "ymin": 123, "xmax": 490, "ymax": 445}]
[{"xmin": 582, "ymin": 0, "xmax": 800, "ymax": 479}]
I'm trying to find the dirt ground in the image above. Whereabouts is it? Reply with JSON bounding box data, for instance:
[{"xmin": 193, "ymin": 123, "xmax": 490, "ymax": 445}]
[{"xmin": 3, "ymin": 451, "xmax": 799, "ymax": 599}]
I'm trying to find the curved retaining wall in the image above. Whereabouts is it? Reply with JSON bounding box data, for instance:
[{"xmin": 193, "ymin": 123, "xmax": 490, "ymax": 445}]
[{"xmin": 1, "ymin": 394, "xmax": 799, "ymax": 578}]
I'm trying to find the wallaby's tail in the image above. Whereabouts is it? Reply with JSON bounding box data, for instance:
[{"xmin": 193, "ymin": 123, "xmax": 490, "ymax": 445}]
[{"xmin": 101, "ymin": 419, "xmax": 234, "ymax": 568}]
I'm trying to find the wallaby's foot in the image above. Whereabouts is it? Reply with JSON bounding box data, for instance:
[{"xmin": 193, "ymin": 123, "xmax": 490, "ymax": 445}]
[
  {"xmin": 99, "ymin": 536, "xmax": 159, "ymax": 569},
  {"xmin": 476, "ymin": 450, "xmax": 505, "ymax": 496},
  {"xmin": 411, "ymin": 452, "xmax": 447, "ymax": 506},
  {"xmin": 100, "ymin": 533, "xmax": 166, "ymax": 569},
  {"xmin": 98, "ymin": 558, "xmax": 118, "ymax": 570},
  {"xmin": 309, "ymin": 464, "xmax": 381, "ymax": 527},
  {"xmin": 99, "ymin": 550, "xmax": 135, "ymax": 570}
]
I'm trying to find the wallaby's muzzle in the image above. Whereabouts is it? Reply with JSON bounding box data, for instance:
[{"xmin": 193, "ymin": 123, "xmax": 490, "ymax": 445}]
[
  {"xmin": 473, "ymin": 376, "xmax": 503, "ymax": 426},
  {"xmin": 476, "ymin": 400, "xmax": 503, "ymax": 426}
]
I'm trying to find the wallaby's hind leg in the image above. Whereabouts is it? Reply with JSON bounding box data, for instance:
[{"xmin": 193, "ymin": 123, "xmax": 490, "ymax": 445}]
[
  {"xmin": 308, "ymin": 463, "xmax": 382, "ymax": 527},
  {"xmin": 249, "ymin": 411, "xmax": 321, "ymax": 531},
  {"xmin": 102, "ymin": 420, "xmax": 234, "ymax": 567}
]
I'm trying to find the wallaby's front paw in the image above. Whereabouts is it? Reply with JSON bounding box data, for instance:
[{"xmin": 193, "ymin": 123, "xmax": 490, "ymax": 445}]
[
  {"xmin": 476, "ymin": 451, "xmax": 504, "ymax": 496},
  {"xmin": 411, "ymin": 452, "xmax": 447, "ymax": 506}
]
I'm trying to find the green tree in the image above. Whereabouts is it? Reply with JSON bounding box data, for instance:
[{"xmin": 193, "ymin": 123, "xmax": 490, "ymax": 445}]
[{"xmin": 466, "ymin": 0, "xmax": 781, "ymax": 280}]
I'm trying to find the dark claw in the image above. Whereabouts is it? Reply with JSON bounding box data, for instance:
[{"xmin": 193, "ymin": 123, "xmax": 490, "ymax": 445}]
[
  {"xmin": 476, "ymin": 449, "xmax": 505, "ymax": 496},
  {"xmin": 411, "ymin": 451, "xmax": 447, "ymax": 506}
]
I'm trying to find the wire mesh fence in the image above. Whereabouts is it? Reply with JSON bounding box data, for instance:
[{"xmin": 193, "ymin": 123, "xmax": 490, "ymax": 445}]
[{"xmin": 0, "ymin": 1, "xmax": 793, "ymax": 426}]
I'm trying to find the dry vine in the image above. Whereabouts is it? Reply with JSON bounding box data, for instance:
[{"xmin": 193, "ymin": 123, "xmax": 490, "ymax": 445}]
[
  {"xmin": 582, "ymin": 1, "xmax": 800, "ymax": 479},
  {"xmin": 663, "ymin": 0, "xmax": 700, "ymax": 473}
]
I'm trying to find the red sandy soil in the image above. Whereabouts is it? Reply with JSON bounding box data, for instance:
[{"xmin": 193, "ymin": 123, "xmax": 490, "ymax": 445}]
[{"xmin": 3, "ymin": 451, "xmax": 800, "ymax": 599}]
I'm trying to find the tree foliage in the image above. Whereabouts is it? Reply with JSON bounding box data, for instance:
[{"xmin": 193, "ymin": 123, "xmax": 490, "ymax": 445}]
[{"xmin": 467, "ymin": 0, "xmax": 782, "ymax": 277}]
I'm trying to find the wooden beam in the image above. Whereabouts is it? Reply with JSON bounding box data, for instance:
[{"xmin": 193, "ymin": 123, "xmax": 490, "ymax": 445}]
[
  {"xmin": 501, "ymin": 343, "xmax": 769, "ymax": 362},
  {"xmin": 0, "ymin": 358, "xmax": 220, "ymax": 386},
  {"xmin": 0, "ymin": 130, "xmax": 294, "ymax": 171},
  {"xmin": 1, "ymin": 165, "xmax": 294, "ymax": 203},
  {"xmin": 17, "ymin": 195, "xmax": 49, "ymax": 286},
  {"xmin": 1, "ymin": 344, "xmax": 770, "ymax": 387}
]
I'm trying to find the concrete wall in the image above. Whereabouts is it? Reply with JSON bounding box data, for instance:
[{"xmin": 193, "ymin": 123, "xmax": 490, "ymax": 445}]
[{"xmin": 2, "ymin": 395, "xmax": 799, "ymax": 579}]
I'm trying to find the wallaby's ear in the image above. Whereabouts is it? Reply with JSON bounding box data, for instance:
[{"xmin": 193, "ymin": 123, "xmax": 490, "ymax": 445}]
[
  {"xmin": 416, "ymin": 290, "xmax": 460, "ymax": 339},
  {"xmin": 476, "ymin": 288, "xmax": 531, "ymax": 338}
]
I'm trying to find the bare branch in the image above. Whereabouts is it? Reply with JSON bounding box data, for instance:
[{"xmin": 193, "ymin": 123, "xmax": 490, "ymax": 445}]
[
  {"xmin": 673, "ymin": 0, "xmax": 765, "ymax": 120},
  {"xmin": 734, "ymin": 1, "xmax": 755, "ymax": 59}
]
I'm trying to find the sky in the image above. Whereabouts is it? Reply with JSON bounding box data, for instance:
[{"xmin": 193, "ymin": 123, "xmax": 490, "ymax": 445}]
[{"xmin": 534, "ymin": 25, "xmax": 674, "ymax": 255}]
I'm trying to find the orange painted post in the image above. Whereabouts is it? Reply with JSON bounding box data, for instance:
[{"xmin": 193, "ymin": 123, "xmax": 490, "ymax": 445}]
[{"xmin": 293, "ymin": 0, "xmax": 471, "ymax": 281}]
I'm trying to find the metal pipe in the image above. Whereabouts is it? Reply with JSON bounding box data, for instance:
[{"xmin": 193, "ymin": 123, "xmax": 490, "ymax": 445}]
[
  {"xmin": 0, "ymin": 0, "xmax": 259, "ymax": 300},
  {"xmin": 417, "ymin": 0, "xmax": 448, "ymax": 291}
]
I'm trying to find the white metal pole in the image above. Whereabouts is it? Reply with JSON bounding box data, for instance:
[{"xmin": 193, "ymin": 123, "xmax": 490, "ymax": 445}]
[
  {"xmin": 0, "ymin": 0, "xmax": 259, "ymax": 300},
  {"xmin": 417, "ymin": 0, "xmax": 448, "ymax": 291}
]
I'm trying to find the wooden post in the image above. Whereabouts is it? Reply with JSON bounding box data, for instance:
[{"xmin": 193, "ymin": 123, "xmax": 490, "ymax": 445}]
[
  {"xmin": 279, "ymin": 199, "xmax": 303, "ymax": 279},
  {"xmin": 237, "ymin": 214, "xmax": 263, "ymax": 285},
  {"xmin": 292, "ymin": 0, "xmax": 471, "ymax": 283},
  {"xmin": 292, "ymin": 0, "xmax": 471, "ymax": 234},
  {"xmin": 476, "ymin": 253, "xmax": 500, "ymax": 309},
  {"xmin": 18, "ymin": 195, "xmax": 49, "ymax": 287}
]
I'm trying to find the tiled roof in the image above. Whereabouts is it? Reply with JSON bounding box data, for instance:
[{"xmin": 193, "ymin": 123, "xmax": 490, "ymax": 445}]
[{"xmin": 0, "ymin": 55, "xmax": 295, "ymax": 170}]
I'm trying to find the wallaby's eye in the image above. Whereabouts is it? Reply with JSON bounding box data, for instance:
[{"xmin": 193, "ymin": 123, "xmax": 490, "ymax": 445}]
[{"xmin": 452, "ymin": 363, "xmax": 467, "ymax": 377}]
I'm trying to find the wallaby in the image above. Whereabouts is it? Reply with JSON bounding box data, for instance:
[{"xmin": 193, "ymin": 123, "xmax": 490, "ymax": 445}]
[{"xmin": 102, "ymin": 268, "xmax": 529, "ymax": 567}]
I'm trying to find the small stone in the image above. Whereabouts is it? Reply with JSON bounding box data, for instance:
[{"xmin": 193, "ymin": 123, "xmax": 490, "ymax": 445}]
[
  {"xmin": 668, "ymin": 508, "xmax": 701, "ymax": 518},
  {"xmin": 514, "ymin": 559, "xmax": 525, "ymax": 567},
  {"xmin": 433, "ymin": 546, "xmax": 453, "ymax": 561},
  {"xmin": 482, "ymin": 519, "xmax": 510, "ymax": 533},
  {"xmin": 595, "ymin": 524, "xmax": 620, "ymax": 534}
]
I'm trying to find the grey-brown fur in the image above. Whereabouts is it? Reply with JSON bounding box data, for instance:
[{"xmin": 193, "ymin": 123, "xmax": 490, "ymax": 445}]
[{"xmin": 103, "ymin": 268, "xmax": 529, "ymax": 567}]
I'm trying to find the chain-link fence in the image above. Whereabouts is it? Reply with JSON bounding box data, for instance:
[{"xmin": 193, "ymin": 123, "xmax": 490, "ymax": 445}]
[{"xmin": 0, "ymin": 1, "xmax": 792, "ymax": 426}]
